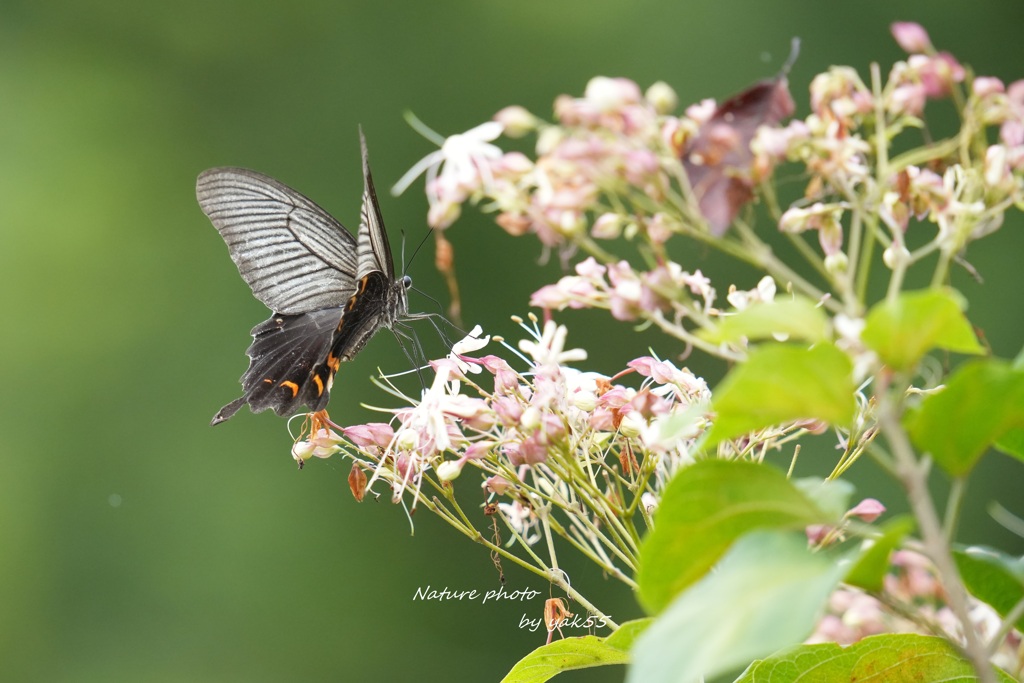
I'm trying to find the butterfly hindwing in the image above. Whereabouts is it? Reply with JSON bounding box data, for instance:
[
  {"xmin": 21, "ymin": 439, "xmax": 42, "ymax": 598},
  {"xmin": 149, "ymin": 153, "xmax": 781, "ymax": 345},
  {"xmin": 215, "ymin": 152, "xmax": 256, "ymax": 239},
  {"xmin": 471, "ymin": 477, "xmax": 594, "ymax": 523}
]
[
  {"xmin": 197, "ymin": 167, "xmax": 359, "ymax": 315},
  {"xmin": 211, "ymin": 309, "xmax": 343, "ymax": 424}
]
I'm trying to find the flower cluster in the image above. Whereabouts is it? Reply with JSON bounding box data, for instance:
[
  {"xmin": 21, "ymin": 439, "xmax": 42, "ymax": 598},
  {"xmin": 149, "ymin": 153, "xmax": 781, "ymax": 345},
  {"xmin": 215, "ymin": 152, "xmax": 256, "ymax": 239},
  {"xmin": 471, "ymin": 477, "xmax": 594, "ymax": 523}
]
[
  {"xmin": 530, "ymin": 256, "xmax": 716, "ymax": 323},
  {"xmin": 293, "ymin": 318, "xmax": 710, "ymax": 582},
  {"xmin": 394, "ymin": 22, "xmax": 1022, "ymax": 333}
]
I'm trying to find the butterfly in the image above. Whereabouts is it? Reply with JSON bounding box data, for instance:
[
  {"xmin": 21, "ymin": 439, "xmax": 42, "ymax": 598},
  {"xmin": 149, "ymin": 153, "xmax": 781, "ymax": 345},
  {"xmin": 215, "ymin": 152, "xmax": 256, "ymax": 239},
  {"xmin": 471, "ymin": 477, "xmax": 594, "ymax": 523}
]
[{"xmin": 197, "ymin": 129, "xmax": 413, "ymax": 425}]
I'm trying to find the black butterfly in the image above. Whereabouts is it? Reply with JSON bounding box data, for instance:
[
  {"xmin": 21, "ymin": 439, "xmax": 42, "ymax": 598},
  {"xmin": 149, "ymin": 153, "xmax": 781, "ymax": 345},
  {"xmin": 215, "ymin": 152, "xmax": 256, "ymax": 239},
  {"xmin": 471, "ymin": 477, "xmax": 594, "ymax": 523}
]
[{"xmin": 197, "ymin": 130, "xmax": 413, "ymax": 425}]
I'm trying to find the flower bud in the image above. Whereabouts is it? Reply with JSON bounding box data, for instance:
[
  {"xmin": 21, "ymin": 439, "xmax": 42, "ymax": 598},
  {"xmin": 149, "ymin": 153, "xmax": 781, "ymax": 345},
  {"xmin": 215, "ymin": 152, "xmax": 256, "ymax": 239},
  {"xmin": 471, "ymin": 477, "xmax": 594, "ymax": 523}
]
[
  {"xmin": 882, "ymin": 244, "xmax": 911, "ymax": 269},
  {"xmin": 585, "ymin": 76, "xmax": 642, "ymax": 112},
  {"xmin": 493, "ymin": 105, "xmax": 537, "ymax": 138},
  {"xmin": 645, "ymin": 81, "xmax": 678, "ymax": 114},
  {"xmin": 483, "ymin": 475, "xmax": 513, "ymax": 495},
  {"xmin": 572, "ymin": 391, "xmax": 598, "ymax": 412},
  {"xmin": 619, "ymin": 411, "xmax": 645, "ymax": 438},
  {"xmin": 427, "ymin": 199, "xmax": 461, "ymax": 230},
  {"xmin": 824, "ymin": 252, "xmax": 849, "ymax": 274},
  {"xmin": 972, "ymin": 76, "xmax": 1005, "ymax": 98},
  {"xmin": 436, "ymin": 460, "xmax": 463, "ymax": 482},
  {"xmin": 891, "ymin": 22, "xmax": 933, "ymax": 54},
  {"xmin": 396, "ymin": 428, "xmax": 420, "ymax": 452},
  {"xmin": 847, "ymin": 498, "xmax": 886, "ymax": 523},
  {"xmin": 520, "ymin": 405, "xmax": 541, "ymax": 431},
  {"xmin": 591, "ymin": 212, "xmax": 624, "ymax": 239},
  {"xmin": 291, "ymin": 440, "xmax": 315, "ymax": 464}
]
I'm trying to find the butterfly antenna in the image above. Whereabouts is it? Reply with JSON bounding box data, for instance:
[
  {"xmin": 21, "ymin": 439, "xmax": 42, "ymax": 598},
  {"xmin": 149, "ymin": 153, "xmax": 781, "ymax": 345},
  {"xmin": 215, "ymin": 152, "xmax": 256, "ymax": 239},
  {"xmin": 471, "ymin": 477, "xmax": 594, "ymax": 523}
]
[{"xmin": 404, "ymin": 227, "xmax": 435, "ymax": 273}]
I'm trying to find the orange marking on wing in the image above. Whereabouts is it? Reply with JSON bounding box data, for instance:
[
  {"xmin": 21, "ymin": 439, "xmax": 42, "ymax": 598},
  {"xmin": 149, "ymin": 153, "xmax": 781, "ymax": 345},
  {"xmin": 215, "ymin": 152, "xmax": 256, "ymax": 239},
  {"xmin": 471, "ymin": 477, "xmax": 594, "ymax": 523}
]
[
  {"xmin": 263, "ymin": 378, "xmax": 274, "ymax": 384},
  {"xmin": 279, "ymin": 380, "xmax": 300, "ymax": 397},
  {"xmin": 312, "ymin": 374, "xmax": 324, "ymax": 396},
  {"xmin": 327, "ymin": 353, "xmax": 341, "ymax": 372}
]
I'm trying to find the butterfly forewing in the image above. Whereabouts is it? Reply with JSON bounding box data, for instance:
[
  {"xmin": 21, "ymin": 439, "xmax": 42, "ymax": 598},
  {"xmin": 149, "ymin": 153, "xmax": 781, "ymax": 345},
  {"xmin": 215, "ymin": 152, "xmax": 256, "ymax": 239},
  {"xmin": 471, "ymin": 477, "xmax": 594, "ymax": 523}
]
[
  {"xmin": 197, "ymin": 167, "xmax": 359, "ymax": 315},
  {"xmin": 355, "ymin": 130, "xmax": 396, "ymax": 281}
]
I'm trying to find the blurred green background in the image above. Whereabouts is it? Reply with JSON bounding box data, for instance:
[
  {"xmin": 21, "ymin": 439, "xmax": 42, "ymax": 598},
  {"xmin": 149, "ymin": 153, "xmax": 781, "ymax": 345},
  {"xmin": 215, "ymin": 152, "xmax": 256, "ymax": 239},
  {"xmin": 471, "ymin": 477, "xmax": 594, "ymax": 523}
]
[{"xmin": 2, "ymin": 1, "xmax": 1023, "ymax": 681}]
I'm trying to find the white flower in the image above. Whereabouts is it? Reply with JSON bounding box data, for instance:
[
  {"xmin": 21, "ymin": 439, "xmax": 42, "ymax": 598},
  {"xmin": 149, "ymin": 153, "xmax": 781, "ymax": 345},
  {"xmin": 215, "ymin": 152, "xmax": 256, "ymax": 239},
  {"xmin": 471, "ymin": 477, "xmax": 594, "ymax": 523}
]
[
  {"xmin": 726, "ymin": 275, "xmax": 777, "ymax": 310},
  {"xmin": 498, "ymin": 500, "xmax": 542, "ymax": 545},
  {"xmin": 518, "ymin": 320, "xmax": 587, "ymax": 367},
  {"xmin": 447, "ymin": 324, "xmax": 490, "ymax": 374},
  {"xmin": 392, "ymin": 119, "xmax": 504, "ymax": 204}
]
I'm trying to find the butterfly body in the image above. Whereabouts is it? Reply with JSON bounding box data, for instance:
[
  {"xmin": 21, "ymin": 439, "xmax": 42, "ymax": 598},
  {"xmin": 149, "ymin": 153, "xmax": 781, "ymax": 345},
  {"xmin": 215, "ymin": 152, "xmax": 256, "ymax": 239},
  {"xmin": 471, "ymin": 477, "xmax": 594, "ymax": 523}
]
[{"xmin": 198, "ymin": 131, "xmax": 408, "ymax": 425}]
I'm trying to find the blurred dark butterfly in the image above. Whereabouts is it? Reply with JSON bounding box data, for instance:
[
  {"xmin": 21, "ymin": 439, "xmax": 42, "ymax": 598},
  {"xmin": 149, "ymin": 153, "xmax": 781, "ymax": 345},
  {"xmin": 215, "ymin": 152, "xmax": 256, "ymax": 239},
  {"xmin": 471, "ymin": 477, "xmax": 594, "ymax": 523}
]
[{"xmin": 197, "ymin": 130, "xmax": 413, "ymax": 425}]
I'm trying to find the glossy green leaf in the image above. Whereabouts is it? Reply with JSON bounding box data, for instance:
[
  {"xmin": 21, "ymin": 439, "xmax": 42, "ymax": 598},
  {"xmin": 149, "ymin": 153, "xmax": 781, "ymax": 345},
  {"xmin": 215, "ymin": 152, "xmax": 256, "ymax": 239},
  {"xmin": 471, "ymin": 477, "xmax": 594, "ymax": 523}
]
[
  {"xmin": 705, "ymin": 342, "xmax": 856, "ymax": 447},
  {"xmin": 906, "ymin": 358, "xmax": 1024, "ymax": 476},
  {"xmin": 699, "ymin": 297, "xmax": 831, "ymax": 345},
  {"xmin": 861, "ymin": 288, "xmax": 983, "ymax": 371},
  {"xmin": 844, "ymin": 516, "xmax": 916, "ymax": 591},
  {"xmin": 629, "ymin": 531, "xmax": 845, "ymax": 683},
  {"xmin": 500, "ymin": 626, "xmax": 638, "ymax": 683},
  {"xmin": 636, "ymin": 460, "xmax": 828, "ymax": 614},
  {"xmin": 954, "ymin": 545, "xmax": 1024, "ymax": 631},
  {"xmin": 736, "ymin": 633, "xmax": 1017, "ymax": 682}
]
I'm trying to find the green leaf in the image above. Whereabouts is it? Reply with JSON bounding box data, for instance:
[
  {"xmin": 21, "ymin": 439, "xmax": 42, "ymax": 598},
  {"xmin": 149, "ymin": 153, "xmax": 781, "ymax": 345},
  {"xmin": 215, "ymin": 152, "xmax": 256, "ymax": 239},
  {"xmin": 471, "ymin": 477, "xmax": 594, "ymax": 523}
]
[
  {"xmin": 906, "ymin": 358, "xmax": 1024, "ymax": 476},
  {"xmin": 736, "ymin": 633, "xmax": 1017, "ymax": 682},
  {"xmin": 705, "ymin": 342, "xmax": 856, "ymax": 447},
  {"xmin": 954, "ymin": 545, "xmax": 1024, "ymax": 632},
  {"xmin": 861, "ymin": 288, "xmax": 983, "ymax": 371},
  {"xmin": 791, "ymin": 477, "xmax": 855, "ymax": 521},
  {"xmin": 500, "ymin": 620, "xmax": 651, "ymax": 683},
  {"xmin": 602, "ymin": 618, "xmax": 652, "ymax": 650},
  {"xmin": 629, "ymin": 531, "xmax": 845, "ymax": 683},
  {"xmin": 636, "ymin": 460, "xmax": 828, "ymax": 614},
  {"xmin": 995, "ymin": 427, "xmax": 1024, "ymax": 462},
  {"xmin": 699, "ymin": 297, "xmax": 831, "ymax": 345},
  {"xmin": 844, "ymin": 515, "xmax": 915, "ymax": 591}
]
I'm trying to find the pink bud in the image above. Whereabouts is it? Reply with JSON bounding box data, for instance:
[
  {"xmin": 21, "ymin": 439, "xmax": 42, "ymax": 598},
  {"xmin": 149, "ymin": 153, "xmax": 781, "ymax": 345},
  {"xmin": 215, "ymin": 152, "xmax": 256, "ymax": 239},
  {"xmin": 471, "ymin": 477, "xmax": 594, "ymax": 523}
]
[
  {"xmin": 483, "ymin": 475, "xmax": 513, "ymax": 495},
  {"xmin": 805, "ymin": 524, "xmax": 834, "ymax": 545},
  {"xmin": 427, "ymin": 199, "xmax": 461, "ymax": 230},
  {"xmin": 891, "ymin": 22, "xmax": 933, "ymax": 53},
  {"xmin": 847, "ymin": 498, "xmax": 886, "ymax": 523},
  {"xmin": 342, "ymin": 422, "xmax": 395, "ymax": 450},
  {"xmin": 530, "ymin": 284, "xmax": 571, "ymax": 310},
  {"xmin": 972, "ymin": 76, "xmax": 1005, "ymax": 98},
  {"xmin": 464, "ymin": 441, "xmax": 495, "ymax": 460}
]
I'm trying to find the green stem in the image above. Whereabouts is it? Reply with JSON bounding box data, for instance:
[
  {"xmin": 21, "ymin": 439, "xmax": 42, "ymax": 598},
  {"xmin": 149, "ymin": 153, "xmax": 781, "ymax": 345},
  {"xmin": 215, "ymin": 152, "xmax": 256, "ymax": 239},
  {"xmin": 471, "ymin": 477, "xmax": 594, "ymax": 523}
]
[
  {"xmin": 943, "ymin": 478, "xmax": 966, "ymax": 544},
  {"xmin": 877, "ymin": 389, "xmax": 995, "ymax": 683}
]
